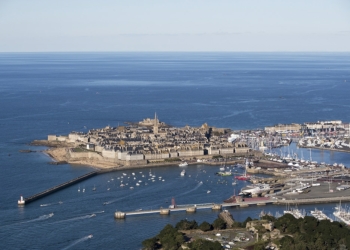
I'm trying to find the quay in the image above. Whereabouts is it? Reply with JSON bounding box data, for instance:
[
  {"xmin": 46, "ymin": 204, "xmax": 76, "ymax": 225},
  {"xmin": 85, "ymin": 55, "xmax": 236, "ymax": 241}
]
[
  {"xmin": 114, "ymin": 199, "xmax": 274, "ymax": 219},
  {"xmin": 18, "ymin": 171, "xmax": 100, "ymax": 205}
]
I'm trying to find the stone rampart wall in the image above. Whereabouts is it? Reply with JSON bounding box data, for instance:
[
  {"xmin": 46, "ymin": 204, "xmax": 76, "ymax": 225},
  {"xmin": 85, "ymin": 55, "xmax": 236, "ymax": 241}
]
[
  {"xmin": 68, "ymin": 133, "xmax": 81, "ymax": 142},
  {"xmin": 178, "ymin": 151, "xmax": 193, "ymax": 157},
  {"xmin": 95, "ymin": 145, "xmax": 103, "ymax": 152},
  {"xmin": 69, "ymin": 151, "xmax": 104, "ymax": 161},
  {"xmin": 170, "ymin": 152, "xmax": 179, "ymax": 157},
  {"xmin": 210, "ymin": 149, "xmax": 220, "ymax": 155},
  {"xmin": 102, "ymin": 149, "xmax": 117, "ymax": 159},
  {"xmin": 235, "ymin": 147, "xmax": 249, "ymax": 153},
  {"xmin": 126, "ymin": 154, "xmax": 144, "ymax": 161},
  {"xmin": 220, "ymin": 148, "xmax": 233, "ymax": 154}
]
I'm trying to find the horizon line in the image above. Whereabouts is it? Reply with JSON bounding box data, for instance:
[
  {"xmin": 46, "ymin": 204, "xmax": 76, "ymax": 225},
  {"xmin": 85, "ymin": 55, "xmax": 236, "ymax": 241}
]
[{"xmin": 1, "ymin": 51, "xmax": 350, "ymax": 53}]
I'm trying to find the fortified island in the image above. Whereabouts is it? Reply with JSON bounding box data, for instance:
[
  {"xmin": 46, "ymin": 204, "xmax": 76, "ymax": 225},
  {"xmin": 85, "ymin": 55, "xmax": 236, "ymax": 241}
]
[{"xmin": 33, "ymin": 114, "xmax": 250, "ymax": 169}]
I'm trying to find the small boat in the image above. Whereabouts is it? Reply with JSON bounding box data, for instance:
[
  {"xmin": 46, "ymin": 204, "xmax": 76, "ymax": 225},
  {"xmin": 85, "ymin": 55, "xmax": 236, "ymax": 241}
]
[
  {"xmin": 78, "ymin": 185, "xmax": 81, "ymax": 192},
  {"xmin": 92, "ymin": 185, "xmax": 96, "ymax": 191},
  {"xmin": 180, "ymin": 170, "xmax": 186, "ymax": 176},
  {"xmin": 88, "ymin": 235, "xmax": 93, "ymax": 239},
  {"xmin": 136, "ymin": 183, "xmax": 140, "ymax": 186},
  {"xmin": 82, "ymin": 187, "xmax": 85, "ymax": 193},
  {"xmin": 130, "ymin": 186, "xmax": 134, "ymax": 189},
  {"xmin": 207, "ymin": 190, "xmax": 211, "ymax": 194},
  {"xmin": 107, "ymin": 188, "xmax": 110, "ymax": 191},
  {"xmin": 179, "ymin": 162, "xmax": 188, "ymax": 167}
]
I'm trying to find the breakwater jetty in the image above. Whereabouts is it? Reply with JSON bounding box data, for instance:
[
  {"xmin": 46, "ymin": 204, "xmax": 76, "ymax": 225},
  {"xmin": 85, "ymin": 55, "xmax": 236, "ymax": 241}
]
[
  {"xmin": 17, "ymin": 165, "xmax": 125, "ymax": 206},
  {"xmin": 18, "ymin": 171, "xmax": 99, "ymax": 205}
]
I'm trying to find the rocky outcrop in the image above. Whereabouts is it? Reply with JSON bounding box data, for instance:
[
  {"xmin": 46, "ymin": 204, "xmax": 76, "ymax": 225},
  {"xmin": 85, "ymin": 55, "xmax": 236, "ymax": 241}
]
[{"xmin": 218, "ymin": 210, "xmax": 235, "ymax": 228}]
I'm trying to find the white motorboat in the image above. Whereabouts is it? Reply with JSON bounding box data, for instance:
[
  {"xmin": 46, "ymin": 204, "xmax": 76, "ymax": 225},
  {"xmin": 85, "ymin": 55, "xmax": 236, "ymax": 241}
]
[
  {"xmin": 179, "ymin": 162, "xmax": 188, "ymax": 167},
  {"xmin": 180, "ymin": 170, "xmax": 186, "ymax": 176},
  {"xmin": 311, "ymin": 208, "xmax": 333, "ymax": 222}
]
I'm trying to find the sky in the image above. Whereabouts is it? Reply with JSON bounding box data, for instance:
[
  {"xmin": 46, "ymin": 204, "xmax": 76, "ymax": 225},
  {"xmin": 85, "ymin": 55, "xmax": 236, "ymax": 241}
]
[{"xmin": 0, "ymin": 0, "xmax": 350, "ymax": 52}]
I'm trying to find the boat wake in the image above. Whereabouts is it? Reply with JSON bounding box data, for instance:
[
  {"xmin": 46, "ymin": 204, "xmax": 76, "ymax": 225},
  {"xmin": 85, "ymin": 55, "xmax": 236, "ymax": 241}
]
[
  {"xmin": 52, "ymin": 214, "xmax": 96, "ymax": 224},
  {"xmin": 21, "ymin": 213, "xmax": 54, "ymax": 224},
  {"xmin": 92, "ymin": 211, "xmax": 105, "ymax": 214},
  {"xmin": 177, "ymin": 182, "xmax": 203, "ymax": 197},
  {"xmin": 103, "ymin": 197, "xmax": 126, "ymax": 205},
  {"xmin": 40, "ymin": 201, "xmax": 63, "ymax": 207},
  {"xmin": 61, "ymin": 235, "xmax": 93, "ymax": 250}
]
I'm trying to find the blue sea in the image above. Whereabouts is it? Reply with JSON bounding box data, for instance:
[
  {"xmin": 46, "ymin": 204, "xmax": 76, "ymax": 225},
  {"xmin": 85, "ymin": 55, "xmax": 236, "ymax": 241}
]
[{"xmin": 0, "ymin": 52, "xmax": 350, "ymax": 249}]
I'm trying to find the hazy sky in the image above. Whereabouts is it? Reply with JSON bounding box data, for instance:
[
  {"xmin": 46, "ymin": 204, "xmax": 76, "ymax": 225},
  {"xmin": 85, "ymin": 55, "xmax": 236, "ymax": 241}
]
[{"xmin": 1, "ymin": 0, "xmax": 350, "ymax": 52}]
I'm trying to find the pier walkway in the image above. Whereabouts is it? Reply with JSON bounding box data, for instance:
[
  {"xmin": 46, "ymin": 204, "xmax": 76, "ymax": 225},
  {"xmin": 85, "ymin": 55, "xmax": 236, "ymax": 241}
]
[
  {"xmin": 115, "ymin": 199, "xmax": 274, "ymax": 219},
  {"xmin": 19, "ymin": 171, "xmax": 99, "ymax": 205}
]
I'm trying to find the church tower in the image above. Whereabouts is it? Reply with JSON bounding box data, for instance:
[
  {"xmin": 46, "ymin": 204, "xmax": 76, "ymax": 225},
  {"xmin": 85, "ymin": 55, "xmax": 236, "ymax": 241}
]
[{"xmin": 153, "ymin": 112, "xmax": 159, "ymax": 134}]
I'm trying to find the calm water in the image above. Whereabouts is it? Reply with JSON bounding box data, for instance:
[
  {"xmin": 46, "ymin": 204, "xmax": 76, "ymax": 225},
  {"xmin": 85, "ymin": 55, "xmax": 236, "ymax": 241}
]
[{"xmin": 0, "ymin": 52, "xmax": 350, "ymax": 249}]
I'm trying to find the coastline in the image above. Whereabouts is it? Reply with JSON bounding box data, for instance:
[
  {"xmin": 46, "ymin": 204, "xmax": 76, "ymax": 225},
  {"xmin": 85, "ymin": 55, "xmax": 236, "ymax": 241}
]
[{"xmin": 33, "ymin": 139, "xmax": 250, "ymax": 171}]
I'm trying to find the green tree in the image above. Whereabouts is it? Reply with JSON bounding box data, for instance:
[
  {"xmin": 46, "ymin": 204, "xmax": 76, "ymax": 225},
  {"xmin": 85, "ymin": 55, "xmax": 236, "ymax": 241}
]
[
  {"xmin": 142, "ymin": 237, "xmax": 157, "ymax": 250},
  {"xmin": 189, "ymin": 239, "xmax": 222, "ymax": 250},
  {"xmin": 158, "ymin": 224, "xmax": 177, "ymax": 239},
  {"xmin": 280, "ymin": 235, "xmax": 294, "ymax": 248},
  {"xmin": 199, "ymin": 221, "xmax": 213, "ymax": 232},
  {"xmin": 253, "ymin": 241, "xmax": 266, "ymax": 250},
  {"xmin": 260, "ymin": 214, "xmax": 276, "ymax": 222},
  {"xmin": 212, "ymin": 218, "xmax": 226, "ymax": 230},
  {"xmin": 231, "ymin": 221, "xmax": 242, "ymax": 228},
  {"xmin": 158, "ymin": 224, "xmax": 184, "ymax": 250},
  {"xmin": 175, "ymin": 219, "xmax": 198, "ymax": 230}
]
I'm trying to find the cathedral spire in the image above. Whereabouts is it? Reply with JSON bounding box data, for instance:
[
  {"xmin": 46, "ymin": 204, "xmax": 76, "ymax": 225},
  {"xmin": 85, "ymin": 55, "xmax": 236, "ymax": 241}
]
[{"xmin": 153, "ymin": 112, "xmax": 158, "ymax": 134}]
